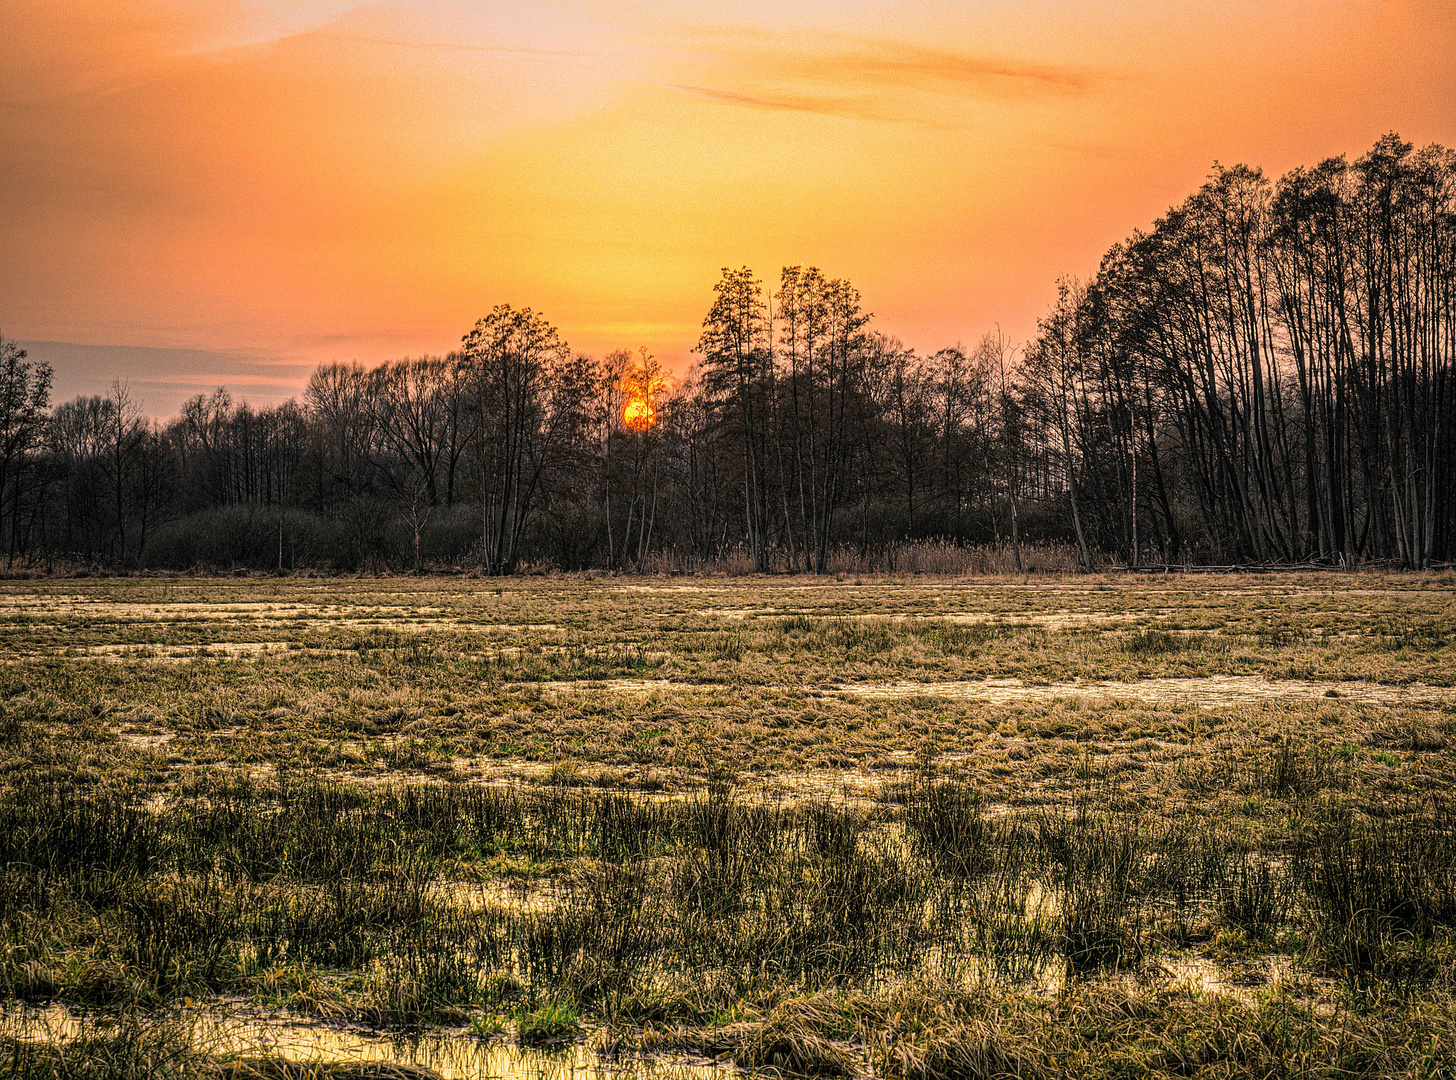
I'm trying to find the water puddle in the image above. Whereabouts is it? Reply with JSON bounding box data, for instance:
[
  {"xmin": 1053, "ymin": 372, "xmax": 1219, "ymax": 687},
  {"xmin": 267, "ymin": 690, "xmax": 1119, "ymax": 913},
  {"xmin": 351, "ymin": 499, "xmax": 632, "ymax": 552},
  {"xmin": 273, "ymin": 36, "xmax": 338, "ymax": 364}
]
[
  {"xmin": 687, "ymin": 610, "xmax": 1175, "ymax": 629},
  {"xmin": 1156, "ymin": 955, "xmax": 1256, "ymax": 1002},
  {"xmin": 430, "ymin": 879, "xmax": 561, "ymax": 914},
  {"xmin": 512, "ymin": 679, "xmax": 701, "ymax": 696},
  {"xmin": 116, "ymin": 731, "xmax": 175, "ymax": 750},
  {"xmin": 829, "ymin": 675, "xmax": 1456, "ymax": 708},
  {"xmin": 0, "ymin": 597, "xmax": 471, "ymax": 634},
  {"xmin": 85, "ymin": 641, "xmax": 291, "ymax": 658},
  {"xmin": 2, "ymin": 1007, "xmax": 729, "ymax": 1080},
  {"xmin": 620, "ymin": 586, "xmax": 723, "ymax": 594},
  {"xmin": 0, "ymin": 598, "xmax": 438, "ymax": 619},
  {"xmin": 0, "ymin": 642, "xmax": 342, "ymax": 665},
  {"xmin": 883, "ymin": 610, "xmax": 1196, "ymax": 630},
  {"xmin": 692, "ymin": 608, "xmax": 783, "ymax": 619}
]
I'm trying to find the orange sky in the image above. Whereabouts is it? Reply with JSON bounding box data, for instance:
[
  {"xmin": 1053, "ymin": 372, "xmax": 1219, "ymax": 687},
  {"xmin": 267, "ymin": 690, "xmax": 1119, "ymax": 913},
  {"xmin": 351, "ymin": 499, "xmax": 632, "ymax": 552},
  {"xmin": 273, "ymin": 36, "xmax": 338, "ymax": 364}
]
[{"xmin": 3, "ymin": 0, "xmax": 1455, "ymax": 414}]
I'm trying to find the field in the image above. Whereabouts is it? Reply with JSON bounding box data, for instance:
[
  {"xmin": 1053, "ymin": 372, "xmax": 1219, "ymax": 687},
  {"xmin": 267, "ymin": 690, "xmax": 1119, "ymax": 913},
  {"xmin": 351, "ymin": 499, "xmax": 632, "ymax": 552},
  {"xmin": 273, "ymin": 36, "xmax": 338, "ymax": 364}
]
[{"xmin": 3, "ymin": 571, "xmax": 1456, "ymax": 1079}]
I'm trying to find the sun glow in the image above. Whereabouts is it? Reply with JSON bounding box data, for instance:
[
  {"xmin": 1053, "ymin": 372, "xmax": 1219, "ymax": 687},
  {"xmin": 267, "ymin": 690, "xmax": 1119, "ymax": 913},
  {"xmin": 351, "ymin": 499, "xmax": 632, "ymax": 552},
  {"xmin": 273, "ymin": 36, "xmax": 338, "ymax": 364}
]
[
  {"xmin": 623, "ymin": 394, "xmax": 656, "ymax": 431},
  {"xmin": 620, "ymin": 347, "xmax": 665, "ymax": 432}
]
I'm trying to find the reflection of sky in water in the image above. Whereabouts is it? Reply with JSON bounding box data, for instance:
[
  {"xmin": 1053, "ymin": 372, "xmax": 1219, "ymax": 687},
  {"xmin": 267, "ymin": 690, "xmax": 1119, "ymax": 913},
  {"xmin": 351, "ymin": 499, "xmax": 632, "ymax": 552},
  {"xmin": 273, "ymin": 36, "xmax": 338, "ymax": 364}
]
[{"xmin": 3, "ymin": 1009, "xmax": 730, "ymax": 1080}]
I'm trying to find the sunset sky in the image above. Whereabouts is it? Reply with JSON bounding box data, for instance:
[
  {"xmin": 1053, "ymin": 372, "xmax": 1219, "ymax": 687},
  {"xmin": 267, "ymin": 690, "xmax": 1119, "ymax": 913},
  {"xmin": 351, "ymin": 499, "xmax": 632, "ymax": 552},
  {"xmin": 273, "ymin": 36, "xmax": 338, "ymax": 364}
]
[{"xmin": 4, "ymin": 0, "xmax": 1455, "ymax": 415}]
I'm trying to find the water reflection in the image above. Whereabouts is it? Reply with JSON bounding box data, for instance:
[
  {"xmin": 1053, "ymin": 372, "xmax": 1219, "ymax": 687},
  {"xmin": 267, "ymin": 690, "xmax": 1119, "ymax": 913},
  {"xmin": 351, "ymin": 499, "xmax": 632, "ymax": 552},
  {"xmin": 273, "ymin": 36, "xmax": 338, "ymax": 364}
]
[{"xmin": 2, "ymin": 1007, "xmax": 730, "ymax": 1080}]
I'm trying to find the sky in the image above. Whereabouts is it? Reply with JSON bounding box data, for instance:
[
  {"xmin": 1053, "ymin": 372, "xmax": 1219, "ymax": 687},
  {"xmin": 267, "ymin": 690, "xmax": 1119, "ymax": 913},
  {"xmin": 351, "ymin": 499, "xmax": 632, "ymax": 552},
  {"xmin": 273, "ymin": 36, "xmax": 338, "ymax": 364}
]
[{"xmin": 3, "ymin": 0, "xmax": 1455, "ymax": 416}]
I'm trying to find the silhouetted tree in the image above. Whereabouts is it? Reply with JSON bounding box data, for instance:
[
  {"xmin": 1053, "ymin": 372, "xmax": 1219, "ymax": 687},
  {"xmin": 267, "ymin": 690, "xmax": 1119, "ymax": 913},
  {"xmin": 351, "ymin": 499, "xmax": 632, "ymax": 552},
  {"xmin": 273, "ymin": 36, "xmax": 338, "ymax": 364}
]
[
  {"xmin": 8, "ymin": 134, "xmax": 1452, "ymax": 572},
  {"xmin": 0, "ymin": 335, "xmax": 52, "ymax": 565}
]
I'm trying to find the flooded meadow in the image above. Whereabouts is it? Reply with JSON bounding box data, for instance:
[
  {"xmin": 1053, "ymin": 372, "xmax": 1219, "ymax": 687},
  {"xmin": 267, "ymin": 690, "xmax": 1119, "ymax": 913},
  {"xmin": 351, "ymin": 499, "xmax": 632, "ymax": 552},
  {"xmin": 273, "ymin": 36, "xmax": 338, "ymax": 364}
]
[{"xmin": 2, "ymin": 571, "xmax": 1455, "ymax": 1078}]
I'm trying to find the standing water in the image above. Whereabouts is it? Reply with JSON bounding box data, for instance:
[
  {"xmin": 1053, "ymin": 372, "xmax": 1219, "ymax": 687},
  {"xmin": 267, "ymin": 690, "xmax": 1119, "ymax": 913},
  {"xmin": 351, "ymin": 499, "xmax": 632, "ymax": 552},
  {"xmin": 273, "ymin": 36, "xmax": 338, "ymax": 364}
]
[{"xmin": 1, "ymin": 1007, "xmax": 734, "ymax": 1080}]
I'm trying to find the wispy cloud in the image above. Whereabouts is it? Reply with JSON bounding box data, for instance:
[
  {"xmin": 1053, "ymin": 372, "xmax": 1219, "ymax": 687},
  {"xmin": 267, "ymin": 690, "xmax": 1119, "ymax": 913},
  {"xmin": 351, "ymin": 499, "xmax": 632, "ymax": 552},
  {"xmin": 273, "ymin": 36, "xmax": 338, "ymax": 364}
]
[
  {"xmin": 665, "ymin": 32, "xmax": 1103, "ymax": 125},
  {"xmin": 669, "ymin": 83, "xmax": 946, "ymax": 126},
  {"xmin": 305, "ymin": 31, "xmax": 591, "ymax": 60},
  {"xmin": 777, "ymin": 41, "xmax": 1098, "ymax": 97}
]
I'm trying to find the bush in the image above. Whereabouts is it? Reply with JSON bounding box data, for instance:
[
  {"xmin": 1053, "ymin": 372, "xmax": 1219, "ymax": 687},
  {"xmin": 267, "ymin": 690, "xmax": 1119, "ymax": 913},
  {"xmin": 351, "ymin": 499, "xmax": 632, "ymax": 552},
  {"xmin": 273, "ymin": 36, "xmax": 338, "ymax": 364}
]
[{"xmin": 141, "ymin": 508, "xmax": 342, "ymax": 572}]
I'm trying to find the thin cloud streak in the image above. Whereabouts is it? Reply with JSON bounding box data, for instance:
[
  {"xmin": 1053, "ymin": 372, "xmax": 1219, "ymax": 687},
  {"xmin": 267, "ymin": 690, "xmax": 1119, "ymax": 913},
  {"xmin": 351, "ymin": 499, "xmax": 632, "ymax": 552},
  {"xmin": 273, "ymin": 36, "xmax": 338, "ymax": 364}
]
[
  {"xmin": 20, "ymin": 339, "xmax": 315, "ymax": 417},
  {"xmin": 777, "ymin": 41, "xmax": 1099, "ymax": 97},
  {"xmin": 306, "ymin": 31, "xmax": 595, "ymax": 60},
  {"xmin": 669, "ymin": 83, "xmax": 957, "ymax": 126},
  {"xmin": 662, "ymin": 26, "xmax": 1104, "ymax": 93},
  {"xmin": 666, "ymin": 34, "xmax": 1102, "ymax": 126}
]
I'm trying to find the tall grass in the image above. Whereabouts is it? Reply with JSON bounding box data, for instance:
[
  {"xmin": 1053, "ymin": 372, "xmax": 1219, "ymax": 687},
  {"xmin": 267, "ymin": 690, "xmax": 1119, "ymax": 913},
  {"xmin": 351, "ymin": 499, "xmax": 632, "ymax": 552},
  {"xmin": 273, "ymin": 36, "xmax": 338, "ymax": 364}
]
[
  {"xmin": 5, "ymin": 770, "xmax": 1456, "ymax": 1071},
  {"xmin": 1298, "ymin": 799, "xmax": 1456, "ymax": 986}
]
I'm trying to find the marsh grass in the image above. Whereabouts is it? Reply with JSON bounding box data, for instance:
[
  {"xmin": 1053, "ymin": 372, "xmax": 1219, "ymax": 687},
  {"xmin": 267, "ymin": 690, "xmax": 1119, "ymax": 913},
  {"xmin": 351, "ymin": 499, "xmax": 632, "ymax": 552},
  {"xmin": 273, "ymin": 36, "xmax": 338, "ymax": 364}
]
[
  {"xmin": 8, "ymin": 771, "xmax": 1456, "ymax": 1075},
  {"xmin": 9, "ymin": 770, "xmax": 1452, "ymax": 1004},
  {"xmin": 1123, "ymin": 629, "xmax": 1199, "ymax": 656},
  {"xmin": 512, "ymin": 1002, "xmax": 580, "ymax": 1046},
  {"xmin": 1298, "ymin": 799, "xmax": 1456, "ymax": 987},
  {"xmin": 2, "ymin": 1009, "xmax": 206, "ymax": 1080},
  {"xmin": 1252, "ymin": 737, "xmax": 1338, "ymax": 799},
  {"xmin": 4, "ymin": 573, "xmax": 1456, "ymax": 1076},
  {"xmin": 1213, "ymin": 847, "xmax": 1290, "ymax": 943}
]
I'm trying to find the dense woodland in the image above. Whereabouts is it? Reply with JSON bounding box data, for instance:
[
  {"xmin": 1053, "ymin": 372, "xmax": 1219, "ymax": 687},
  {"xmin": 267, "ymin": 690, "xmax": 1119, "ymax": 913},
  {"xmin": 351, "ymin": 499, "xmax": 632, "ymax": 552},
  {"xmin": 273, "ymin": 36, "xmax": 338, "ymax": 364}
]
[{"xmin": 0, "ymin": 133, "xmax": 1453, "ymax": 573}]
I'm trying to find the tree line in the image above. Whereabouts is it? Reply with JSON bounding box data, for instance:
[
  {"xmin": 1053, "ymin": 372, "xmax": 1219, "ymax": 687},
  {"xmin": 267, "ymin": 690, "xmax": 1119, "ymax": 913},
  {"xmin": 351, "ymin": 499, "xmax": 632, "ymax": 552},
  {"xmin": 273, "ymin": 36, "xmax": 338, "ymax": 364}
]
[{"xmin": 0, "ymin": 133, "xmax": 1452, "ymax": 573}]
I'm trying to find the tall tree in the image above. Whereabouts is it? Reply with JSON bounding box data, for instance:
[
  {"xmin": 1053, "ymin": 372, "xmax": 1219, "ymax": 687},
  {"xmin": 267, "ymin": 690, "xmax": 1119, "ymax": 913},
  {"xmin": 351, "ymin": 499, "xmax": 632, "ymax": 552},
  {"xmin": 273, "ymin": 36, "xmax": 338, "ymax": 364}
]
[
  {"xmin": 698, "ymin": 267, "xmax": 774, "ymax": 571},
  {"xmin": 0, "ymin": 336, "xmax": 52, "ymax": 565},
  {"xmin": 459, "ymin": 305, "xmax": 587, "ymax": 574}
]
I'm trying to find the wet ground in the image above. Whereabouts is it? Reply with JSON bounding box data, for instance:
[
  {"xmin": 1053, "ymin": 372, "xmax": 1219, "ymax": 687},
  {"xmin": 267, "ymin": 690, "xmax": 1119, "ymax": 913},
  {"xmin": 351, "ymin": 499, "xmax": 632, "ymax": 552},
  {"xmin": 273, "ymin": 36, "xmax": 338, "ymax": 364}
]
[{"xmin": 2, "ymin": 1006, "xmax": 731, "ymax": 1080}]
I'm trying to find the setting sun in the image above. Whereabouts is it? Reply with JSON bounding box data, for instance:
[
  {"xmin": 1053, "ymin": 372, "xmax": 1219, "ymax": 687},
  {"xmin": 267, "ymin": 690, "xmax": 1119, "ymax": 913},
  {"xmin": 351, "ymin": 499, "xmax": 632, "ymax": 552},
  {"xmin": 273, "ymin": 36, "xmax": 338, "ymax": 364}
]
[{"xmin": 622, "ymin": 395, "xmax": 656, "ymax": 432}]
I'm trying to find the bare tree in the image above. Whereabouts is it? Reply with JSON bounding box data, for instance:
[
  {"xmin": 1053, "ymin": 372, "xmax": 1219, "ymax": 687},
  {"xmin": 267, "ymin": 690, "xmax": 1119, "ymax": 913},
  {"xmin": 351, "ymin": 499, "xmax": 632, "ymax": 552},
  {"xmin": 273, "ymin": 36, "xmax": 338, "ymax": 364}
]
[
  {"xmin": 0, "ymin": 335, "xmax": 52, "ymax": 565},
  {"xmin": 459, "ymin": 305, "xmax": 593, "ymax": 574},
  {"xmin": 698, "ymin": 268, "xmax": 773, "ymax": 571}
]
